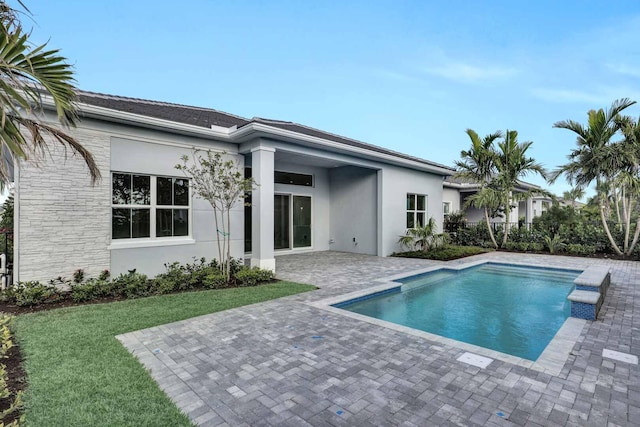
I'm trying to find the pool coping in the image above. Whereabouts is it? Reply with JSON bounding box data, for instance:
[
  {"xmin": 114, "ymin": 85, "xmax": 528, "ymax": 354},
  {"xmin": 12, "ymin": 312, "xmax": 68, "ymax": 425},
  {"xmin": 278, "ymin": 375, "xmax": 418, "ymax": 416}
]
[{"xmin": 306, "ymin": 259, "xmax": 588, "ymax": 376}]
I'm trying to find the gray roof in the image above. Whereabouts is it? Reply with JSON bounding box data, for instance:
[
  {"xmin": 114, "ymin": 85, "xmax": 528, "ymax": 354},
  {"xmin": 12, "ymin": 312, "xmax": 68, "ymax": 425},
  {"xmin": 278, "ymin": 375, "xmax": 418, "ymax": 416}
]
[{"xmin": 76, "ymin": 90, "xmax": 454, "ymax": 172}]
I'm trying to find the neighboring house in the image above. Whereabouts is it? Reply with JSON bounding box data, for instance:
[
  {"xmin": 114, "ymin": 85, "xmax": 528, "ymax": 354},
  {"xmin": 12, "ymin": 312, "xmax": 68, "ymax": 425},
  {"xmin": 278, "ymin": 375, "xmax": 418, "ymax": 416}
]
[
  {"xmin": 13, "ymin": 90, "xmax": 454, "ymax": 282},
  {"xmin": 443, "ymin": 177, "xmax": 549, "ymax": 224}
]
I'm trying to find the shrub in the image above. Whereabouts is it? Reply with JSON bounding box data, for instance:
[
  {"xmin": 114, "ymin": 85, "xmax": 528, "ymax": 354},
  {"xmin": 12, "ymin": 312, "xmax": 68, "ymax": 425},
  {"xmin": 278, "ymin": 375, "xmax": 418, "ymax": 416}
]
[
  {"xmin": 202, "ymin": 273, "xmax": 226, "ymax": 289},
  {"xmin": 566, "ymin": 244, "xmax": 596, "ymax": 256},
  {"xmin": 234, "ymin": 267, "xmax": 274, "ymax": 287},
  {"xmin": 13, "ymin": 281, "xmax": 63, "ymax": 306},
  {"xmin": 72, "ymin": 269, "xmax": 85, "ymax": 284},
  {"xmin": 70, "ymin": 278, "xmax": 110, "ymax": 302},
  {"xmin": 544, "ymin": 234, "xmax": 566, "ymax": 254},
  {"xmin": 529, "ymin": 242, "xmax": 544, "ymax": 252},
  {"xmin": 111, "ymin": 271, "xmax": 150, "ymax": 299},
  {"xmin": 391, "ymin": 245, "xmax": 492, "ymax": 260}
]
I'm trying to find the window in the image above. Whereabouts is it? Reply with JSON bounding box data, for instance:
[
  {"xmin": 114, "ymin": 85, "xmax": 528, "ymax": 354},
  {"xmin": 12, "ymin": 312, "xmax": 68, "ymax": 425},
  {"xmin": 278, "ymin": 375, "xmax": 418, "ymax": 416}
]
[
  {"xmin": 112, "ymin": 172, "xmax": 189, "ymax": 240},
  {"xmin": 274, "ymin": 171, "xmax": 313, "ymax": 186},
  {"xmin": 406, "ymin": 193, "xmax": 427, "ymax": 228},
  {"xmin": 443, "ymin": 201, "xmax": 451, "ymax": 216}
]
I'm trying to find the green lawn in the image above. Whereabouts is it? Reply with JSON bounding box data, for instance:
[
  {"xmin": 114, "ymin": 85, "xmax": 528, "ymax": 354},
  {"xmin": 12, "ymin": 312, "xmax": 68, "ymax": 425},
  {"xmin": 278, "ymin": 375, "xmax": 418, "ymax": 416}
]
[{"xmin": 14, "ymin": 282, "xmax": 315, "ymax": 426}]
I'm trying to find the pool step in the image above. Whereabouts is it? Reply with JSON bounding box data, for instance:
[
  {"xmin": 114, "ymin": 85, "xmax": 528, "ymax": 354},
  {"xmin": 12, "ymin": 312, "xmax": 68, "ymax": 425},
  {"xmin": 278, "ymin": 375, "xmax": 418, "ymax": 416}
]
[
  {"xmin": 400, "ymin": 271, "xmax": 456, "ymax": 291},
  {"xmin": 478, "ymin": 265, "xmax": 579, "ymax": 281},
  {"xmin": 567, "ymin": 266, "xmax": 611, "ymax": 321}
]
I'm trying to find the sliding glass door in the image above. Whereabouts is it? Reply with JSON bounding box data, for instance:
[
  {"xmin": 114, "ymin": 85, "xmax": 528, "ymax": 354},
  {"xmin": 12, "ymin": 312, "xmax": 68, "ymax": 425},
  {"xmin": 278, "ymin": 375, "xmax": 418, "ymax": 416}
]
[
  {"xmin": 274, "ymin": 194, "xmax": 311, "ymax": 249},
  {"xmin": 274, "ymin": 195, "xmax": 290, "ymax": 250}
]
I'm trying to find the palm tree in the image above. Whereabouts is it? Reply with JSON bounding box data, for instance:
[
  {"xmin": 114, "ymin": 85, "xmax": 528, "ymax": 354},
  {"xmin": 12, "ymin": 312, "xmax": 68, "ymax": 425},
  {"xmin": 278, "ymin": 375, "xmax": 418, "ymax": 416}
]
[
  {"xmin": 614, "ymin": 114, "xmax": 640, "ymax": 254},
  {"xmin": 562, "ymin": 187, "xmax": 585, "ymax": 208},
  {"xmin": 398, "ymin": 217, "xmax": 443, "ymax": 252},
  {"xmin": 551, "ymin": 98, "xmax": 636, "ymax": 256},
  {"xmin": 494, "ymin": 130, "xmax": 546, "ymax": 246},
  {"xmin": 0, "ymin": 3, "xmax": 99, "ymax": 188},
  {"xmin": 454, "ymin": 129, "xmax": 502, "ymax": 248}
]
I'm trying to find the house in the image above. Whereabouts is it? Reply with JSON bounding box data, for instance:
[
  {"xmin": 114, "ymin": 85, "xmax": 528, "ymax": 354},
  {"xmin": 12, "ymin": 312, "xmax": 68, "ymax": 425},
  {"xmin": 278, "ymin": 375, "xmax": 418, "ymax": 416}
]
[
  {"xmin": 443, "ymin": 177, "xmax": 549, "ymax": 225},
  {"xmin": 13, "ymin": 90, "xmax": 454, "ymax": 282}
]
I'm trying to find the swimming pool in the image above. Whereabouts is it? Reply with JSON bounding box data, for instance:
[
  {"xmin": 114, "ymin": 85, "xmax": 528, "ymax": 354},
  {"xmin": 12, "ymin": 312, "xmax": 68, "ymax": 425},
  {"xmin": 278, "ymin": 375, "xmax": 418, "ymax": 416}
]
[{"xmin": 333, "ymin": 263, "xmax": 581, "ymax": 361}]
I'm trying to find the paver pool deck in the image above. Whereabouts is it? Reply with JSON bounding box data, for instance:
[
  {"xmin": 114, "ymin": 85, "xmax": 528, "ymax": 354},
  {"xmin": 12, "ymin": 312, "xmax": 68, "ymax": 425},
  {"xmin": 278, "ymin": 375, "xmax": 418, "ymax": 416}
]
[{"xmin": 117, "ymin": 252, "xmax": 640, "ymax": 426}]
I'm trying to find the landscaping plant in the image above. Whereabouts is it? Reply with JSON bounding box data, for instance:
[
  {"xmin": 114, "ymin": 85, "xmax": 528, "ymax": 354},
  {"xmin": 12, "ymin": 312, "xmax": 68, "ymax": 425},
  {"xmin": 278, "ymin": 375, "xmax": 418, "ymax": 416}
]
[{"xmin": 176, "ymin": 150, "xmax": 256, "ymax": 281}]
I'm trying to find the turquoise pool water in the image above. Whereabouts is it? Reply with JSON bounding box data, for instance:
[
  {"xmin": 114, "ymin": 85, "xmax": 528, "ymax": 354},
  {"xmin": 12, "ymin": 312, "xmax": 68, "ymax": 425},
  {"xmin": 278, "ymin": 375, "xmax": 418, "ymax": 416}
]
[{"xmin": 334, "ymin": 263, "xmax": 580, "ymax": 360}]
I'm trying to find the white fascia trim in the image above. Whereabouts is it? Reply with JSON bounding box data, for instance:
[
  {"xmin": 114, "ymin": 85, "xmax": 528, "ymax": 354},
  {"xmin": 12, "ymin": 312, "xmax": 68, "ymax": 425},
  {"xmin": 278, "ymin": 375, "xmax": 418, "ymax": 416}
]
[
  {"xmin": 42, "ymin": 97, "xmax": 234, "ymax": 141},
  {"xmin": 108, "ymin": 238, "xmax": 196, "ymax": 250},
  {"xmin": 232, "ymin": 123, "xmax": 455, "ymax": 176},
  {"xmin": 43, "ymin": 96, "xmax": 454, "ymax": 175}
]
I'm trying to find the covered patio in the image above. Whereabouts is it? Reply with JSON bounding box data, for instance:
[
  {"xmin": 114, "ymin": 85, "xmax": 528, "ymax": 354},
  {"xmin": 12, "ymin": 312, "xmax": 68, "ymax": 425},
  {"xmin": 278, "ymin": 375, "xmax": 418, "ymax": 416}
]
[{"xmin": 118, "ymin": 252, "xmax": 640, "ymax": 426}]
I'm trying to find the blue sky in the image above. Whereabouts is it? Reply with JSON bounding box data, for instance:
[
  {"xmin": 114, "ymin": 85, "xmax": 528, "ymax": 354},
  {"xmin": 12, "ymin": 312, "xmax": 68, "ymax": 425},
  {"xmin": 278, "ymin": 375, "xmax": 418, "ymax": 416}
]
[{"xmin": 20, "ymin": 0, "xmax": 640, "ymax": 198}]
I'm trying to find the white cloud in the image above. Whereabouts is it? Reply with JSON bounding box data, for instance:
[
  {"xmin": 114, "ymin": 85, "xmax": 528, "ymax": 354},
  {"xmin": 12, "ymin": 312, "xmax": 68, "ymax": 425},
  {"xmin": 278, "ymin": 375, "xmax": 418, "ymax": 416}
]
[
  {"xmin": 530, "ymin": 86, "xmax": 640, "ymax": 105},
  {"xmin": 605, "ymin": 63, "xmax": 640, "ymax": 78},
  {"xmin": 424, "ymin": 62, "xmax": 518, "ymax": 83},
  {"xmin": 530, "ymin": 88, "xmax": 605, "ymax": 104}
]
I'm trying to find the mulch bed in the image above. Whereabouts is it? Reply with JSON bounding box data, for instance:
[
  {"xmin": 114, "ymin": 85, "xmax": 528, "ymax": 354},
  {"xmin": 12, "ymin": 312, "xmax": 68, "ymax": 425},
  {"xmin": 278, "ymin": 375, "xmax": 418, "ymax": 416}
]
[{"xmin": 1, "ymin": 341, "xmax": 25, "ymax": 425}]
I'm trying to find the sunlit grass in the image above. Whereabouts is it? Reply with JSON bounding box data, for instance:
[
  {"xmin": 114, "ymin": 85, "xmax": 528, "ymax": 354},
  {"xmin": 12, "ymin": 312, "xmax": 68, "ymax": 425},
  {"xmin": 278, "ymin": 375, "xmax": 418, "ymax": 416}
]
[{"xmin": 15, "ymin": 282, "xmax": 315, "ymax": 426}]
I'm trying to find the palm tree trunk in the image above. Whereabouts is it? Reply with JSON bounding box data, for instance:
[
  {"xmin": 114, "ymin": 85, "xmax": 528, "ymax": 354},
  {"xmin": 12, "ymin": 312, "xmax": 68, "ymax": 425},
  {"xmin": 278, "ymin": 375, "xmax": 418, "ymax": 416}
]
[
  {"xmin": 614, "ymin": 187, "xmax": 623, "ymax": 232},
  {"xmin": 502, "ymin": 193, "xmax": 511, "ymax": 247},
  {"xmin": 627, "ymin": 218, "xmax": 640, "ymax": 256},
  {"xmin": 484, "ymin": 208, "xmax": 498, "ymax": 248},
  {"xmin": 624, "ymin": 196, "xmax": 633, "ymax": 253},
  {"xmin": 600, "ymin": 200, "xmax": 624, "ymax": 255}
]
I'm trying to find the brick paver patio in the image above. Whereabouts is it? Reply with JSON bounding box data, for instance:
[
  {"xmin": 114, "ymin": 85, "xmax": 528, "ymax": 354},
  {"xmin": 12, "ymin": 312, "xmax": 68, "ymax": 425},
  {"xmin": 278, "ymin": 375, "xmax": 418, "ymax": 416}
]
[{"xmin": 117, "ymin": 252, "xmax": 639, "ymax": 426}]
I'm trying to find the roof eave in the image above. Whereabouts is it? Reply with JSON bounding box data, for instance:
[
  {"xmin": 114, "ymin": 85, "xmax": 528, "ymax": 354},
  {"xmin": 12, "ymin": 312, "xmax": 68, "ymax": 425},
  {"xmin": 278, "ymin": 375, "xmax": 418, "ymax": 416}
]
[
  {"xmin": 45, "ymin": 97, "xmax": 455, "ymax": 175},
  {"xmin": 232, "ymin": 122, "xmax": 455, "ymax": 175}
]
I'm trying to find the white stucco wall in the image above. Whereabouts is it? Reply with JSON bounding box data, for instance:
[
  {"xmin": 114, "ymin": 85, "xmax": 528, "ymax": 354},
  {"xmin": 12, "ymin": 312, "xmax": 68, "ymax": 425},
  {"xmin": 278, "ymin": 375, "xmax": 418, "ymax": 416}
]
[
  {"xmin": 16, "ymin": 117, "xmax": 243, "ymax": 281},
  {"xmin": 110, "ymin": 137, "xmax": 244, "ymax": 277},
  {"xmin": 329, "ymin": 166, "xmax": 378, "ymax": 255},
  {"xmin": 379, "ymin": 165, "xmax": 445, "ymax": 255},
  {"xmin": 442, "ymin": 187, "xmax": 461, "ymax": 214}
]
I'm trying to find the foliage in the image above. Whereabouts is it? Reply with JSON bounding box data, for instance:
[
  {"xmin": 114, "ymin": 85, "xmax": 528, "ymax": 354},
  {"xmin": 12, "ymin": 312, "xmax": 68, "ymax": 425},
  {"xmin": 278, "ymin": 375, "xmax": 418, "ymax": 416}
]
[
  {"xmin": 391, "ymin": 245, "xmax": 492, "ymax": 260},
  {"xmin": 449, "ymin": 222, "xmax": 501, "ymax": 248},
  {"xmin": 502, "ymin": 241, "xmax": 544, "ymax": 252},
  {"xmin": 234, "ymin": 267, "xmax": 275, "ymax": 287},
  {"xmin": 0, "ymin": 2, "xmax": 99, "ymax": 188},
  {"xmin": 398, "ymin": 217, "xmax": 446, "ymax": 251},
  {"xmin": 551, "ymin": 98, "xmax": 639, "ymax": 255},
  {"xmin": 69, "ymin": 277, "xmax": 111, "ymax": 302},
  {"xmin": 454, "ymin": 129, "xmax": 502, "ymax": 248},
  {"xmin": 543, "ymin": 234, "xmax": 566, "ymax": 254},
  {"xmin": 0, "ymin": 313, "xmax": 22, "ymax": 426},
  {"xmin": 443, "ymin": 210, "xmax": 466, "ymax": 232},
  {"xmin": 14, "ymin": 282, "xmax": 315, "ymax": 426},
  {"xmin": 532, "ymin": 205, "xmax": 578, "ymax": 235},
  {"xmin": 566, "ymin": 244, "xmax": 596, "ymax": 256},
  {"xmin": 176, "ymin": 150, "xmax": 255, "ymax": 280},
  {"xmin": 1, "ymin": 258, "xmax": 275, "ymax": 307},
  {"xmin": 0, "ymin": 196, "xmax": 12, "ymax": 230},
  {"xmin": 7, "ymin": 281, "xmax": 63, "ymax": 306}
]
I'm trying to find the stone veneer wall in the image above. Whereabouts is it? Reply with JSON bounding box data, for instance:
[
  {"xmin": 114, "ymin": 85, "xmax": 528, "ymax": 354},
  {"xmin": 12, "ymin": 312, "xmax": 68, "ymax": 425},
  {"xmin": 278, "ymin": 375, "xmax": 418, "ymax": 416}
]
[{"xmin": 16, "ymin": 125, "xmax": 110, "ymax": 282}]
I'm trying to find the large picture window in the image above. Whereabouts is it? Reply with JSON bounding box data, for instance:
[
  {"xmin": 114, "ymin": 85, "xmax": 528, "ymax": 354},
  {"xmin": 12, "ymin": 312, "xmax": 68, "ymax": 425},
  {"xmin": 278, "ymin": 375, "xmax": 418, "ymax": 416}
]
[
  {"xmin": 112, "ymin": 173, "xmax": 190, "ymax": 240},
  {"xmin": 406, "ymin": 193, "xmax": 427, "ymax": 228}
]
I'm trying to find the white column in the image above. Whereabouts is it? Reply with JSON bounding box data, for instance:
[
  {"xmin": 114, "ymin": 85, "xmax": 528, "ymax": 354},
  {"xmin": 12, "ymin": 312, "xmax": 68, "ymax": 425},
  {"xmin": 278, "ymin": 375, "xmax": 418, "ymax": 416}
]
[
  {"xmin": 250, "ymin": 146, "xmax": 276, "ymax": 272},
  {"xmin": 376, "ymin": 169, "xmax": 384, "ymax": 256}
]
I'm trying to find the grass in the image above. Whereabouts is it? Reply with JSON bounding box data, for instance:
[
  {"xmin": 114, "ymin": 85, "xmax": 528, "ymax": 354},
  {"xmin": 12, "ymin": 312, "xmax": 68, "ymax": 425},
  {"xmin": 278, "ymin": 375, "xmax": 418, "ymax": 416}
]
[
  {"xmin": 391, "ymin": 245, "xmax": 493, "ymax": 260},
  {"xmin": 14, "ymin": 282, "xmax": 315, "ymax": 426}
]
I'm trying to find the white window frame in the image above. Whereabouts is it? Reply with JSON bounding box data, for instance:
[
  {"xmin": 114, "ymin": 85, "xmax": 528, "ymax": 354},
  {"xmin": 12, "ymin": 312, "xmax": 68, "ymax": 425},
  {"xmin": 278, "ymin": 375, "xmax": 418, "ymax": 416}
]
[
  {"xmin": 406, "ymin": 193, "xmax": 427, "ymax": 228},
  {"xmin": 443, "ymin": 201, "xmax": 451, "ymax": 216},
  {"xmin": 110, "ymin": 172, "xmax": 193, "ymax": 248}
]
